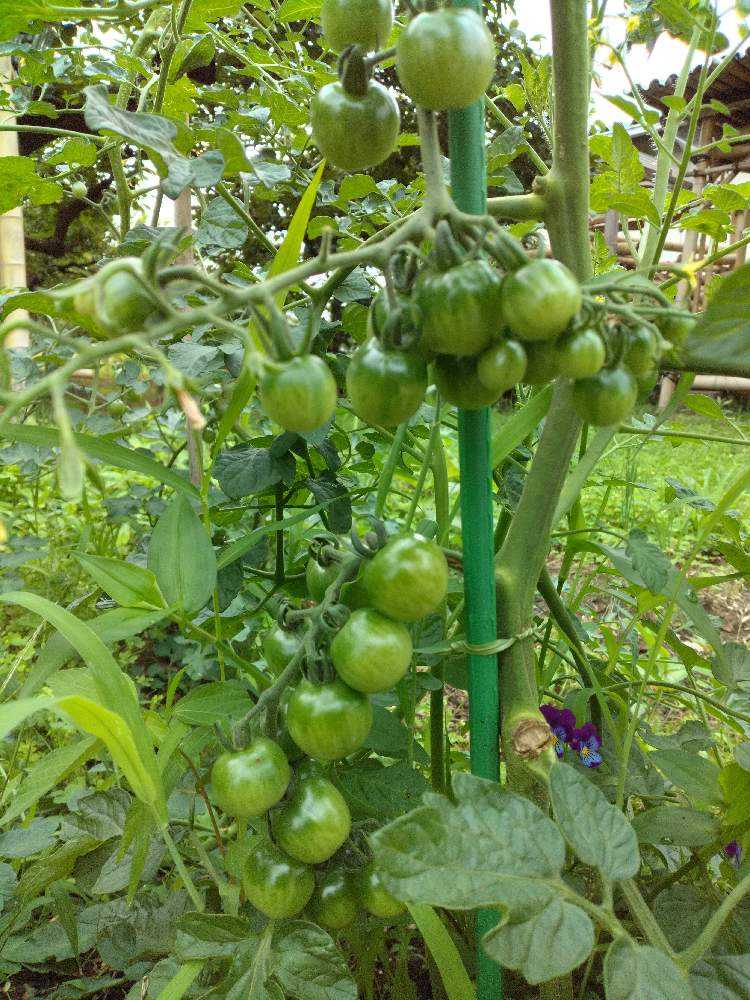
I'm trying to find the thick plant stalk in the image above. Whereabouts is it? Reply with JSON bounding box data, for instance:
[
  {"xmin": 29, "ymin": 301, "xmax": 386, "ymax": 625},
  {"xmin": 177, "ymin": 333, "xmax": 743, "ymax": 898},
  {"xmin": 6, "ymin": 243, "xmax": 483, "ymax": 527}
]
[{"xmin": 496, "ymin": 0, "xmax": 592, "ymax": 779}]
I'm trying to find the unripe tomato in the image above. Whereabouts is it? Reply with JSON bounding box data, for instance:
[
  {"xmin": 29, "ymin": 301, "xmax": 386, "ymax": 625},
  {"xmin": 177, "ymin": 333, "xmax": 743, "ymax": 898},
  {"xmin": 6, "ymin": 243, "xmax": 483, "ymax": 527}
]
[
  {"xmin": 346, "ymin": 339, "xmax": 427, "ymax": 427},
  {"xmin": 359, "ymin": 861, "xmax": 405, "ymax": 919},
  {"xmin": 572, "ymin": 367, "xmax": 637, "ymax": 427},
  {"xmin": 364, "ymin": 534, "xmax": 448, "ymax": 622},
  {"xmin": 260, "ymin": 355, "xmax": 337, "ymax": 433},
  {"xmin": 312, "ymin": 82, "xmax": 400, "ymax": 172},
  {"xmin": 99, "ymin": 265, "xmax": 157, "ymax": 333},
  {"xmin": 395, "ymin": 9, "xmax": 496, "ymax": 110},
  {"xmin": 416, "ymin": 260, "xmax": 503, "ymax": 357},
  {"xmin": 331, "ymin": 608, "xmax": 412, "ymax": 693},
  {"xmin": 320, "ymin": 0, "xmax": 393, "ymax": 52},
  {"xmin": 555, "ymin": 328, "xmax": 606, "ymax": 380},
  {"xmin": 622, "ymin": 326, "xmax": 658, "ymax": 376},
  {"xmin": 656, "ymin": 312, "xmax": 695, "ymax": 351},
  {"xmin": 501, "ymin": 259, "xmax": 582, "ymax": 342},
  {"xmin": 243, "ymin": 836, "xmax": 315, "ymax": 918},
  {"xmin": 262, "ymin": 624, "xmax": 302, "ymax": 675},
  {"xmin": 306, "ymin": 555, "xmax": 340, "ymax": 603},
  {"xmin": 287, "ymin": 678, "xmax": 373, "ymax": 760},
  {"xmin": 522, "ymin": 341, "xmax": 560, "ymax": 385},
  {"xmin": 274, "ymin": 776, "xmax": 351, "ymax": 864},
  {"xmin": 476, "ymin": 339, "xmax": 527, "ymax": 393},
  {"xmin": 434, "ymin": 355, "xmax": 504, "ymax": 409},
  {"xmin": 309, "ymin": 868, "xmax": 359, "ymax": 929},
  {"xmin": 71, "ymin": 180, "xmax": 88, "ymax": 199},
  {"xmin": 210, "ymin": 738, "xmax": 290, "ymax": 818}
]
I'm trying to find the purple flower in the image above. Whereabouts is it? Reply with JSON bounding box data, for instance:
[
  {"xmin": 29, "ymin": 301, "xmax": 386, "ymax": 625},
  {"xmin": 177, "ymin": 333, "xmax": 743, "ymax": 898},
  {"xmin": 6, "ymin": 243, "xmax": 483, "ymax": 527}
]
[
  {"xmin": 540, "ymin": 704, "xmax": 576, "ymax": 758},
  {"xmin": 571, "ymin": 722, "xmax": 603, "ymax": 768},
  {"xmin": 725, "ymin": 841, "xmax": 743, "ymax": 867}
]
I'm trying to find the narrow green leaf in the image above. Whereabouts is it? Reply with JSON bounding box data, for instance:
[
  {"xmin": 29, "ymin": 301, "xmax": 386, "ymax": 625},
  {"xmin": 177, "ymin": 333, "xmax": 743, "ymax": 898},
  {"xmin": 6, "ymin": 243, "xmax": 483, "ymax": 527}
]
[
  {"xmin": 0, "ymin": 696, "xmax": 55, "ymax": 741},
  {"xmin": 0, "ymin": 736, "xmax": 99, "ymax": 826},
  {"xmin": 269, "ymin": 159, "xmax": 326, "ymax": 307},
  {"xmin": 154, "ymin": 961, "xmax": 205, "ymax": 1000},
  {"xmin": 490, "ymin": 385, "xmax": 552, "ymax": 469},
  {"xmin": 74, "ymin": 554, "xmax": 166, "ymax": 610},
  {"xmin": 408, "ymin": 904, "xmax": 475, "ymax": 1000}
]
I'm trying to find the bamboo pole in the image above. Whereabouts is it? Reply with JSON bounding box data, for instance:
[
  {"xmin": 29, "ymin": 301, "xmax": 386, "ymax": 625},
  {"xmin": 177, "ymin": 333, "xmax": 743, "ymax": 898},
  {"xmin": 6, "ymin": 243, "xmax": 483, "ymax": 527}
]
[{"xmin": 0, "ymin": 57, "xmax": 29, "ymax": 350}]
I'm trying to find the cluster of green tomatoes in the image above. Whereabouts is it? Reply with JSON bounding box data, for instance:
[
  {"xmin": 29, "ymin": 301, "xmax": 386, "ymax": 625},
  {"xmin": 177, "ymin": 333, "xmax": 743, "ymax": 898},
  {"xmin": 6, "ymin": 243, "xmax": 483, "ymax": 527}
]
[
  {"xmin": 210, "ymin": 533, "xmax": 448, "ymax": 926},
  {"xmin": 313, "ymin": 0, "xmax": 497, "ymax": 170}
]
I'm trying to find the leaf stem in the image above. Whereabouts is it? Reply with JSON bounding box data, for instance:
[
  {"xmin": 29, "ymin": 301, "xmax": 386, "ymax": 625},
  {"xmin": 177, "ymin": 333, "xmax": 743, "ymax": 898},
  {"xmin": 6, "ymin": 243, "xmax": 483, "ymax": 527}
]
[{"xmin": 161, "ymin": 825, "xmax": 204, "ymax": 911}]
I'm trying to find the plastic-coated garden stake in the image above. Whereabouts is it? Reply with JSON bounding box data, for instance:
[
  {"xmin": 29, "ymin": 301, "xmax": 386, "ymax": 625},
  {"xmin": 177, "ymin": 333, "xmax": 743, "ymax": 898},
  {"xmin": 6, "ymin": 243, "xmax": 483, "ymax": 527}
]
[{"xmin": 447, "ymin": 3, "xmax": 502, "ymax": 996}]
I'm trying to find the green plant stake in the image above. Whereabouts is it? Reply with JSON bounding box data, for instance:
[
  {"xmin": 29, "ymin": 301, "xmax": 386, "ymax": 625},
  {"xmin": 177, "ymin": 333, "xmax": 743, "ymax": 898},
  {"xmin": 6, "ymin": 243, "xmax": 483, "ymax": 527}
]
[{"xmin": 447, "ymin": 2, "xmax": 502, "ymax": 995}]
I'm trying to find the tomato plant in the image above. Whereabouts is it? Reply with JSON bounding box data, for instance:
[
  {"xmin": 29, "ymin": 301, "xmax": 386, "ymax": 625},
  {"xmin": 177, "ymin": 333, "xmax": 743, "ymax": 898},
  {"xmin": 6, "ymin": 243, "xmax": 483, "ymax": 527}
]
[
  {"xmin": 242, "ymin": 836, "xmax": 315, "ymax": 918},
  {"xmin": 331, "ymin": 607, "xmax": 412, "ymax": 692},
  {"xmin": 4, "ymin": 1, "xmax": 750, "ymax": 999},
  {"xmin": 259, "ymin": 355, "xmax": 337, "ymax": 433},
  {"xmin": 320, "ymin": 0, "xmax": 393, "ymax": 53},
  {"xmin": 286, "ymin": 678, "xmax": 373, "ymax": 760},
  {"xmin": 274, "ymin": 775, "xmax": 351, "ymax": 864},
  {"xmin": 395, "ymin": 8, "xmax": 496, "ymax": 110},
  {"xmin": 364, "ymin": 535, "xmax": 448, "ymax": 622},
  {"xmin": 211, "ymin": 738, "xmax": 291, "ymax": 818}
]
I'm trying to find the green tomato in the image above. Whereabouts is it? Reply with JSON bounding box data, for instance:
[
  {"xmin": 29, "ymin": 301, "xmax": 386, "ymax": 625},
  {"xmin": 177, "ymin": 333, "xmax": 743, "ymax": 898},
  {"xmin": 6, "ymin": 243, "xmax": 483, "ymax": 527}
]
[
  {"xmin": 416, "ymin": 259, "xmax": 503, "ymax": 357},
  {"xmin": 71, "ymin": 180, "xmax": 88, "ymax": 199},
  {"xmin": 286, "ymin": 678, "xmax": 373, "ymax": 761},
  {"xmin": 260, "ymin": 355, "xmax": 337, "ymax": 434},
  {"xmin": 309, "ymin": 868, "xmax": 359, "ymax": 929},
  {"xmin": 395, "ymin": 8, "xmax": 495, "ymax": 110},
  {"xmin": 331, "ymin": 608, "xmax": 412, "ymax": 693},
  {"xmin": 99, "ymin": 265, "xmax": 157, "ymax": 333},
  {"xmin": 434, "ymin": 354, "xmax": 503, "ymax": 409},
  {"xmin": 572, "ymin": 367, "xmax": 638, "ymax": 427},
  {"xmin": 522, "ymin": 341, "xmax": 560, "ymax": 385},
  {"xmin": 262, "ymin": 624, "xmax": 303, "ymax": 676},
  {"xmin": 359, "ymin": 861, "xmax": 405, "ymax": 919},
  {"xmin": 555, "ymin": 328, "xmax": 606, "ymax": 380},
  {"xmin": 623, "ymin": 325, "xmax": 658, "ymax": 376},
  {"xmin": 501, "ymin": 259, "xmax": 582, "ymax": 342},
  {"xmin": 364, "ymin": 534, "xmax": 448, "ymax": 623},
  {"xmin": 656, "ymin": 312, "xmax": 696, "ymax": 351},
  {"xmin": 274, "ymin": 776, "xmax": 351, "ymax": 864},
  {"xmin": 476, "ymin": 339, "xmax": 527, "ymax": 393},
  {"xmin": 211, "ymin": 739, "xmax": 290, "ymax": 818},
  {"xmin": 306, "ymin": 555, "xmax": 340, "ymax": 603},
  {"xmin": 312, "ymin": 81, "xmax": 400, "ymax": 172},
  {"xmin": 243, "ymin": 836, "xmax": 315, "ymax": 918},
  {"xmin": 346, "ymin": 338, "xmax": 427, "ymax": 427},
  {"xmin": 320, "ymin": 0, "xmax": 393, "ymax": 52}
]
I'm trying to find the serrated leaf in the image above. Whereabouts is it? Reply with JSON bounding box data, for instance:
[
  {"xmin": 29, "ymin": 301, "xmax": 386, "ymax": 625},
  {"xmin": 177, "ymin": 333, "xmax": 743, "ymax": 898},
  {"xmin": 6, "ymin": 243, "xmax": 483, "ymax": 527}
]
[
  {"xmin": 272, "ymin": 922, "xmax": 357, "ymax": 1000},
  {"xmin": 626, "ymin": 529, "xmax": 671, "ymax": 593},
  {"xmin": 550, "ymin": 763, "xmax": 640, "ymax": 880}
]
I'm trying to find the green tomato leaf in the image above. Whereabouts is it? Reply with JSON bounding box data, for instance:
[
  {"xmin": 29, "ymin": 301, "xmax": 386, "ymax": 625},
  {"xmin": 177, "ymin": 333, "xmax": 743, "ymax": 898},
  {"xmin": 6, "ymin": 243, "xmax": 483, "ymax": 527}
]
[
  {"xmin": 549, "ymin": 763, "xmax": 640, "ymax": 880},
  {"xmin": 649, "ymin": 750, "xmax": 722, "ymax": 807},
  {"xmin": 604, "ymin": 939, "xmax": 691, "ymax": 999},
  {"xmin": 691, "ymin": 954, "xmax": 750, "ymax": 999},
  {"xmin": 679, "ymin": 265, "xmax": 750, "ymax": 378},
  {"xmin": 0, "ymin": 155, "xmax": 62, "ymax": 214},
  {"xmin": 271, "ymin": 922, "xmax": 357, "ymax": 1000},
  {"xmin": 631, "ymin": 805, "xmax": 721, "ymax": 848},
  {"xmin": 371, "ymin": 772, "xmax": 565, "ymax": 910},
  {"xmin": 483, "ymin": 891, "xmax": 594, "ymax": 985}
]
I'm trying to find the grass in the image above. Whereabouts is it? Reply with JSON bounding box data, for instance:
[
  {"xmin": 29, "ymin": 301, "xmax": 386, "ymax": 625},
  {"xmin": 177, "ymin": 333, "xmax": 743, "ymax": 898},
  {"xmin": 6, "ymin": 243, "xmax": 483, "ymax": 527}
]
[{"xmin": 578, "ymin": 404, "xmax": 750, "ymax": 554}]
